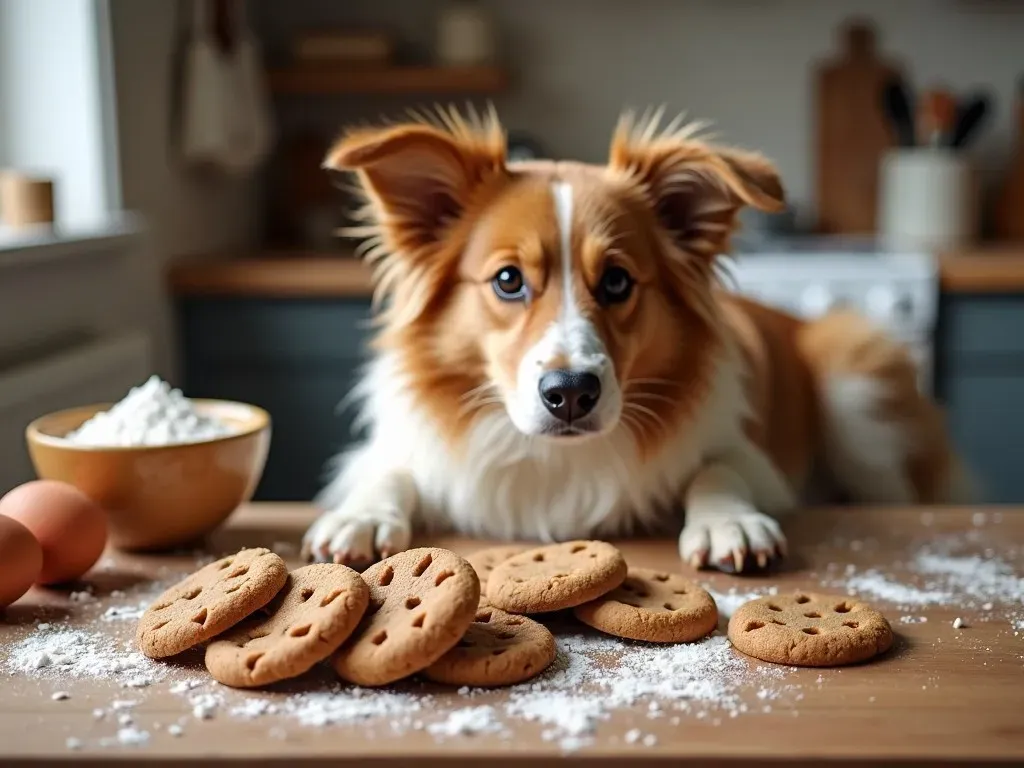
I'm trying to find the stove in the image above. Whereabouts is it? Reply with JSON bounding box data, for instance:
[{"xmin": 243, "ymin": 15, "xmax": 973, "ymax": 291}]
[{"xmin": 721, "ymin": 238, "xmax": 939, "ymax": 393}]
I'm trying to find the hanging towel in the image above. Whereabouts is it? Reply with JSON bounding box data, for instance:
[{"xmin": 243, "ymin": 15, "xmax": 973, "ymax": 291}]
[
  {"xmin": 179, "ymin": 0, "xmax": 233, "ymax": 170},
  {"xmin": 219, "ymin": 0, "xmax": 275, "ymax": 176}
]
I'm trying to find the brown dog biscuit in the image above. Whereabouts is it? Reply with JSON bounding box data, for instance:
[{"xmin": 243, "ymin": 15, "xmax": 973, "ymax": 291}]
[
  {"xmin": 332, "ymin": 548, "xmax": 480, "ymax": 686},
  {"xmin": 486, "ymin": 540, "xmax": 627, "ymax": 614},
  {"xmin": 204, "ymin": 564, "xmax": 370, "ymax": 688},
  {"xmin": 573, "ymin": 568, "xmax": 718, "ymax": 643},
  {"xmin": 728, "ymin": 592, "xmax": 894, "ymax": 667},
  {"xmin": 466, "ymin": 545, "xmax": 529, "ymax": 589},
  {"xmin": 424, "ymin": 602, "xmax": 556, "ymax": 687},
  {"xmin": 136, "ymin": 548, "xmax": 288, "ymax": 659}
]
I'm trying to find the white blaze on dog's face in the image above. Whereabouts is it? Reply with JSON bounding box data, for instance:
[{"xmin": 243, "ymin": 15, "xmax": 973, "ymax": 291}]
[
  {"xmin": 324, "ymin": 110, "xmax": 785, "ymax": 453},
  {"xmin": 505, "ymin": 180, "xmax": 621, "ymax": 438}
]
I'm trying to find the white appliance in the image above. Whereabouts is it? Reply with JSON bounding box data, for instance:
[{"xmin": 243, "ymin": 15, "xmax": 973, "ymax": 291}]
[{"xmin": 722, "ymin": 239, "xmax": 938, "ymax": 393}]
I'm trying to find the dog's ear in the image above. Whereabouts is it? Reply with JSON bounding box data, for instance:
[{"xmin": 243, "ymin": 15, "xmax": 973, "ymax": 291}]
[
  {"xmin": 608, "ymin": 112, "xmax": 785, "ymax": 259},
  {"xmin": 324, "ymin": 116, "xmax": 507, "ymax": 253}
]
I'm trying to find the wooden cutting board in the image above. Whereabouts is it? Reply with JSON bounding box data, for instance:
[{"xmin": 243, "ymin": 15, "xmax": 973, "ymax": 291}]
[
  {"xmin": 815, "ymin": 20, "xmax": 902, "ymax": 235},
  {"xmin": 995, "ymin": 78, "xmax": 1024, "ymax": 242}
]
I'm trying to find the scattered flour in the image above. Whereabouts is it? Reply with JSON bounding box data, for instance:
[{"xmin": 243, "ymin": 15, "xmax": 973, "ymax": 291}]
[
  {"xmin": 65, "ymin": 375, "xmax": 234, "ymax": 447},
  {"xmin": 426, "ymin": 706, "xmax": 505, "ymax": 737},
  {"xmin": 4, "ymin": 628, "xmax": 164, "ymax": 685},
  {"xmin": 102, "ymin": 604, "xmax": 149, "ymax": 622},
  {"xmin": 704, "ymin": 586, "xmax": 778, "ymax": 618}
]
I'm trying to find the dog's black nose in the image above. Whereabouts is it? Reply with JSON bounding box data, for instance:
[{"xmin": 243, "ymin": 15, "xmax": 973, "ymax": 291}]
[{"xmin": 538, "ymin": 369, "xmax": 601, "ymax": 423}]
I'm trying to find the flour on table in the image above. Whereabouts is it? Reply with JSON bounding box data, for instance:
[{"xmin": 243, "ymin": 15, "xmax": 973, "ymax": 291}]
[
  {"xmin": 4, "ymin": 627, "xmax": 164, "ymax": 684},
  {"xmin": 65, "ymin": 375, "xmax": 234, "ymax": 447},
  {"xmin": 704, "ymin": 586, "xmax": 778, "ymax": 618}
]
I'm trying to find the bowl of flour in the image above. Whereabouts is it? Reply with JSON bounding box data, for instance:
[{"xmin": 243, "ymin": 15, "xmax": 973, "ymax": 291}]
[{"xmin": 25, "ymin": 376, "xmax": 271, "ymax": 551}]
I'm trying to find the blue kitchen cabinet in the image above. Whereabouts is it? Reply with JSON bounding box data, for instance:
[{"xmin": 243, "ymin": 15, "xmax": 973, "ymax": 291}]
[
  {"xmin": 937, "ymin": 294, "xmax": 1024, "ymax": 503},
  {"xmin": 177, "ymin": 298, "xmax": 374, "ymax": 501}
]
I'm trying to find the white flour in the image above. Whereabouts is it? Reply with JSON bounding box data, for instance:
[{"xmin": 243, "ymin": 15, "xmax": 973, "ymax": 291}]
[
  {"xmin": 65, "ymin": 375, "xmax": 234, "ymax": 447},
  {"xmin": 5, "ymin": 628, "xmax": 164, "ymax": 684}
]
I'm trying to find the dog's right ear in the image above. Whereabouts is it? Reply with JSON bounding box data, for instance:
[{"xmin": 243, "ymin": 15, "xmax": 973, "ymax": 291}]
[{"xmin": 324, "ymin": 118, "xmax": 507, "ymax": 251}]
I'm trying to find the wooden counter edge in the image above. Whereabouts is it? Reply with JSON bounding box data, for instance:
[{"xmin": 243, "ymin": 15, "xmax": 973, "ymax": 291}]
[{"xmin": 167, "ymin": 247, "xmax": 1024, "ymax": 298}]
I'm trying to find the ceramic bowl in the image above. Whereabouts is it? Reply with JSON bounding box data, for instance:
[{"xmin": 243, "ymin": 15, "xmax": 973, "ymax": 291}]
[{"xmin": 25, "ymin": 400, "xmax": 270, "ymax": 551}]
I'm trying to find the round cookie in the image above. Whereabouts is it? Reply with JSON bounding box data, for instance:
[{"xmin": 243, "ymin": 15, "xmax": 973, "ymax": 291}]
[
  {"xmin": 573, "ymin": 568, "xmax": 718, "ymax": 643},
  {"xmin": 486, "ymin": 540, "xmax": 627, "ymax": 614},
  {"xmin": 205, "ymin": 564, "xmax": 370, "ymax": 688},
  {"xmin": 466, "ymin": 545, "xmax": 529, "ymax": 589},
  {"xmin": 728, "ymin": 592, "xmax": 894, "ymax": 667},
  {"xmin": 137, "ymin": 548, "xmax": 288, "ymax": 659},
  {"xmin": 332, "ymin": 548, "xmax": 480, "ymax": 686},
  {"xmin": 424, "ymin": 602, "xmax": 556, "ymax": 687}
]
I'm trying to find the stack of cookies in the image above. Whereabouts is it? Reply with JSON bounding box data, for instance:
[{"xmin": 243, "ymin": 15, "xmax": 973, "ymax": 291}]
[{"xmin": 136, "ymin": 540, "xmax": 893, "ymax": 690}]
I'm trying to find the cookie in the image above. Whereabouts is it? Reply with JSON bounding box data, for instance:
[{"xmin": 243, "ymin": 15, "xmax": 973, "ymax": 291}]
[
  {"xmin": 136, "ymin": 548, "xmax": 288, "ymax": 659},
  {"xmin": 572, "ymin": 568, "xmax": 718, "ymax": 643},
  {"xmin": 486, "ymin": 540, "xmax": 627, "ymax": 614},
  {"xmin": 332, "ymin": 548, "xmax": 480, "ymax": 686},
  {"xmin": 423, "ymin": 602, "xmax": 556, "ymax": 687},
  {"xmin": 728, "ymin": 592, "xmax": 894, "ymax": 667},
  {"xmin": 466, "ymin": 545, "xmax": 529, "ymax": 589},
  {"xmin": 204, "ymin": 564, "xmax": 370, "ymax": 688}
]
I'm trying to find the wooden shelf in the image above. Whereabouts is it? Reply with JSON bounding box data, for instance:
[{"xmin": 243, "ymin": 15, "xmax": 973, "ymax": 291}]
[
  {"xmin": 267, "ymin": 65, "xmax": 509, "ymax": 95},
  {"xmin": 168, "ymin": 250, "xmax": 374, "ymax": 298}
]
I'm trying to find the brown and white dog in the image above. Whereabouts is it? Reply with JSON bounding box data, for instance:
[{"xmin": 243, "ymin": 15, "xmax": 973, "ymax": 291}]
[{"xmin": 302, "ymin": 107, "xmax": 970, "ymax": 573}]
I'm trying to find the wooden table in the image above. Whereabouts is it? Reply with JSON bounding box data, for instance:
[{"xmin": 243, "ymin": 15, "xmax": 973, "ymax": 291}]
[{"xmin": 1, "ymin": 504, "xmax": 1022, "ymax": 766}]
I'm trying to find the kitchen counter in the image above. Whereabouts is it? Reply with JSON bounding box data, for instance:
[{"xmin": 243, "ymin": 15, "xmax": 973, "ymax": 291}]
[
  {"xmin": 168, "ymin": 246, "xmax": 1024, "ymax": 297},
  {"xmin": 1, "ymin": 504, "xmax": 1022, "ymax": 766}
]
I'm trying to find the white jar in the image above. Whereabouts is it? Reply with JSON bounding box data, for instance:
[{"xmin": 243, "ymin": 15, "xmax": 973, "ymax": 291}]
[
  {"xmin": 436, "ymin": 0, "xmax": 496, "ymax": 66},
  {"xmin": 877, "ymin": 148, "xmax": 979, "ymax": 251}
]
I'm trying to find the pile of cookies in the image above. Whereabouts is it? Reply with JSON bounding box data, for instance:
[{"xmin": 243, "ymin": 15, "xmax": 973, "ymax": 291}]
[{"xmin": 136, "ymin": 540, "xmax": 894, "ymax": 690}]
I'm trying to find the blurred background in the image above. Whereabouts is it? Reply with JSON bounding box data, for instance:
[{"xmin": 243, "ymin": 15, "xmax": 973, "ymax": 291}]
[{"xmin": 1, "ymin": 0, "xmax": 1024, "ymax": 504}]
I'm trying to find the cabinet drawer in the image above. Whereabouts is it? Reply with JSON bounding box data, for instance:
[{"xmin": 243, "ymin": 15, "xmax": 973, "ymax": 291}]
[
  {"xmin": 942, "ymin": 295, "xmax": 1024, "ymax": 360},
  {"xmin": 180, "ymin": 299, "xmax": 373, "ymax": 365},
  {"xmin": 945, "ymin": 371, "xmax": 1024, "ymax": 503}
]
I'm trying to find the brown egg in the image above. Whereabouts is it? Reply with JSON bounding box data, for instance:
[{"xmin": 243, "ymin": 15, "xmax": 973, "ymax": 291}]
[
  {"xmin": 0, "ymin": 515, "xmax": 42, "ymax": 607},
  {"xmin": 0, "ymin": 480, "xmax": 108, "ymax": 585}
]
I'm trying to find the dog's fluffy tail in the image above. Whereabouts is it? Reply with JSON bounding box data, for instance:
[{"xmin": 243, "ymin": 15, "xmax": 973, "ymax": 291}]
[{"xmin": 797, "ymin": 309, "xmax": 974, "ymax": 505}]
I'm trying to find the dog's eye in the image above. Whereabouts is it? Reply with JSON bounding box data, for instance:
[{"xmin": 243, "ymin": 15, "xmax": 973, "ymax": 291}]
[
  {"xmin": 492, "ymin": 266, "xmax": 528, "ymax": 301},
  {"xmin": 598, "ymin": 266, "xmax": 634, "ymax": 304}
]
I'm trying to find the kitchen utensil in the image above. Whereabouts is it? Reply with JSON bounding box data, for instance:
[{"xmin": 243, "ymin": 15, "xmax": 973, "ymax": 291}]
[
  {"xmin": 950, "ymin": 93, "xmax": 990, "ymax": 149},
  {"xmin": 26, "ymin": 400, "xmax": 270, "ymax": 551},
  {"xmin": 994, "ymin": 77, "xmax": 1024, "ymax": 241},
  {"xmin": 917, "ymin": 87, "xmax": 957, "ymax": 147},
  {"xmin": 815, "ymin": 19, "xmax": 903, "ymax": 234},
  {"xmin": 882, "ymin": 77, "xmax": 916, "ymax": 148}
]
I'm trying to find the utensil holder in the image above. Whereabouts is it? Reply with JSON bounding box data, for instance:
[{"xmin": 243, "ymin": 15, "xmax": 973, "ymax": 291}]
[{"xmin": 877, "ymin": 149, "xmax": 978, "ymax": 250}]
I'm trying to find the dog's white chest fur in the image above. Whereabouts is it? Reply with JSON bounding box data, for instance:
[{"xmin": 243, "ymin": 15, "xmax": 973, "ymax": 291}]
[{"xmin": 317, "ymin": 352, "xmax": 750, "ymax": 543}]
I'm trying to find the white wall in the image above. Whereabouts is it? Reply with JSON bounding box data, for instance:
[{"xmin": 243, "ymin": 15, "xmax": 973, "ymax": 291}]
[
  {"xmin": 255, "ymin": 0, "xmax": 1024, "ymax": 230},
  {"xmin": 108, "ymin": 0, "xmax": 259, "ymax": 262}
]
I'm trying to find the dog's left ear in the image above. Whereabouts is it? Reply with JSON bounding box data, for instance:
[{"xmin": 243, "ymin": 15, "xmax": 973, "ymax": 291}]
[
  {"xmin": 608, "ymin": 113, "xmax": 785, "ymax": 259},
  {"xmin": 324, "ymin": 117, "xmax": 507, "ymax": 255}
]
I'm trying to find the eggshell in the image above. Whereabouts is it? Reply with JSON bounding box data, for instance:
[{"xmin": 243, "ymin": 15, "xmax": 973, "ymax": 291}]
[
  {"xmin": 0, "ymin": 515, "xmax": 43, "ymax": 607},
  {"xmin": 0, "ymin": 480, "xmax": 107, "ymax": 585}
]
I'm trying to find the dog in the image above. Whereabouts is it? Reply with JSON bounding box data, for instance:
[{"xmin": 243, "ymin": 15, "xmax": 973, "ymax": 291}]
[{"xmin": 302, "ymin": 107, "xmax": 969, "ymax": 573}]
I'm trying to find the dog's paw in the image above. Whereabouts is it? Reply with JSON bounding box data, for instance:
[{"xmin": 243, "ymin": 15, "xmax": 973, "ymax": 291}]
[
  {"xmin": 678, "ymin": 505, "xmax": 787, "ymax": 573},
  {"xmin": 302, "ymin": 506, "xmax": 412, "ymax": 569}
]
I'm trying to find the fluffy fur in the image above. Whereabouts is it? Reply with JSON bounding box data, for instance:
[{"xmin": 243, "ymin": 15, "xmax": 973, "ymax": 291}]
[{"xmin": 303, "ymin": 106, "xmax": 968, "ymax": 573}]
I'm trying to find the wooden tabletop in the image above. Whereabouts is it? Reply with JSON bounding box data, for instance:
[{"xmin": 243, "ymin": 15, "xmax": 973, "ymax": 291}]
[
  {"xmin": 2, "ymin": 504, "xmax": 1022, "ymax": 766},
  {"xmin": 167, "ymin": 246, "xmax": 1024, "ymax": 298}
]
